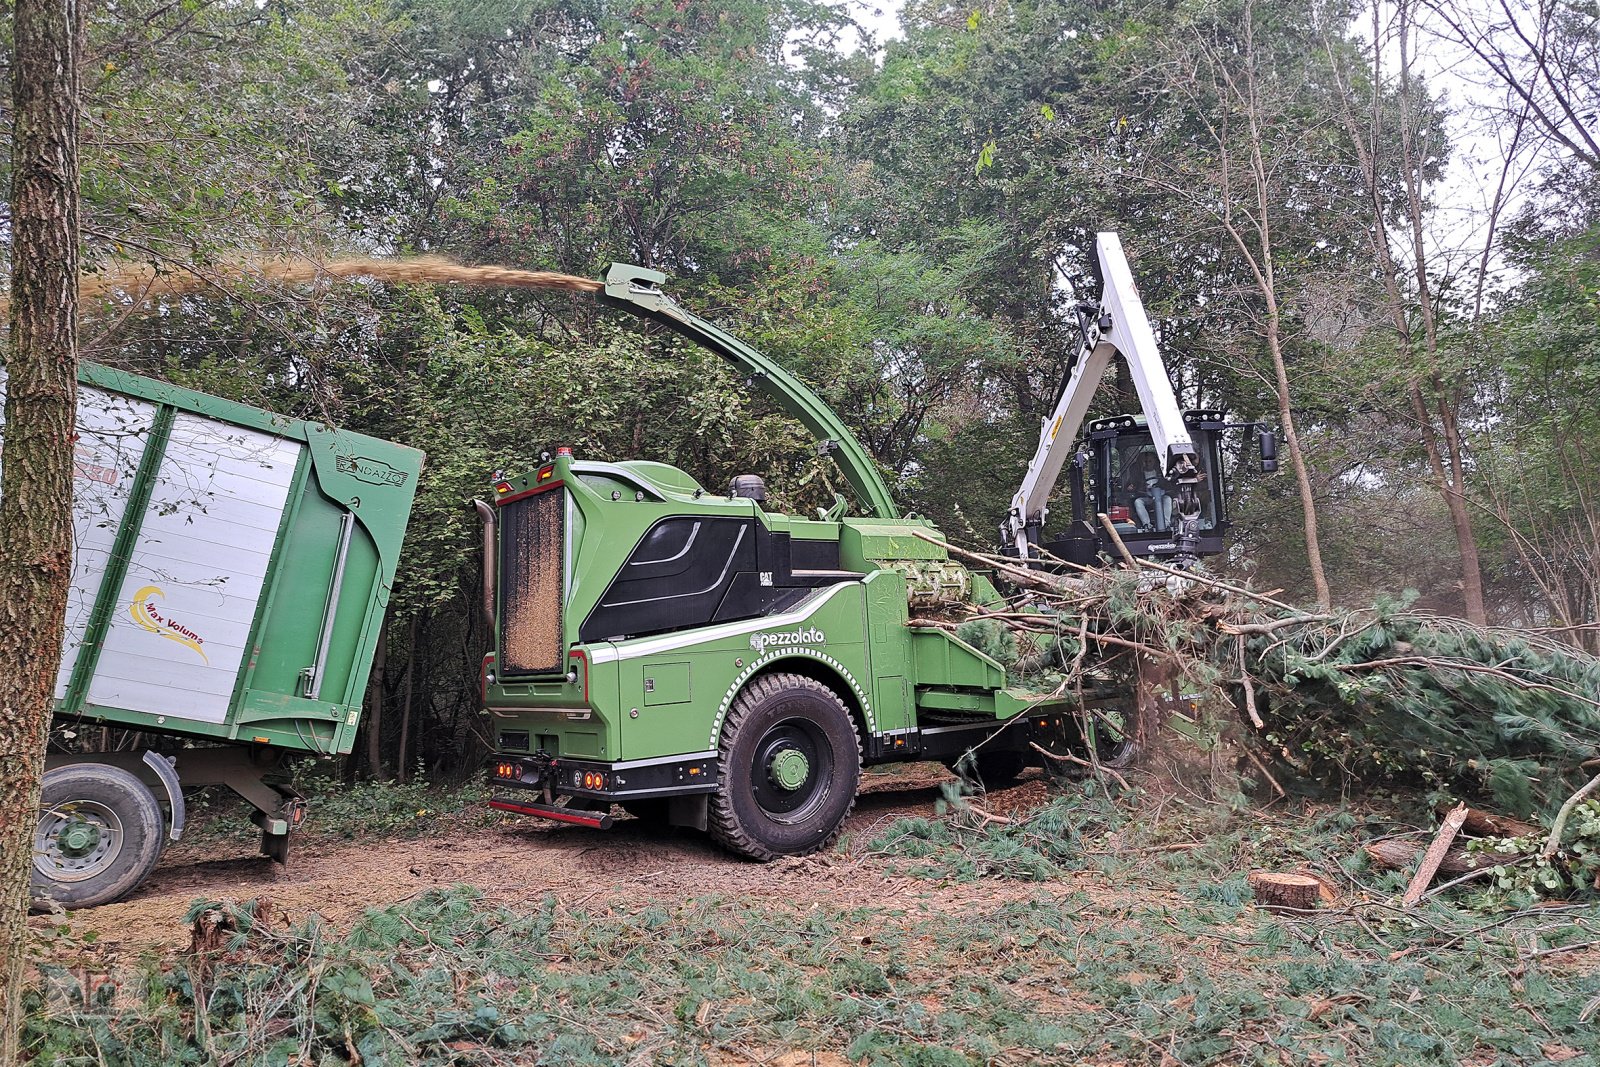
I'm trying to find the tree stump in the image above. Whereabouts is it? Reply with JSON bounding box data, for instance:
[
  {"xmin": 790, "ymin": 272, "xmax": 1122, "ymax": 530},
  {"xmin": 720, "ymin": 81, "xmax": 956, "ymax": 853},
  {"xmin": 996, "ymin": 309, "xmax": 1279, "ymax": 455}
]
[
  {"xmin": 1248, "ymin": 871, "xmax": 1321, "ymax": 912},
  {"xmin": 188, "ymin": 908, "xmax": 235, "ymax": 956}
]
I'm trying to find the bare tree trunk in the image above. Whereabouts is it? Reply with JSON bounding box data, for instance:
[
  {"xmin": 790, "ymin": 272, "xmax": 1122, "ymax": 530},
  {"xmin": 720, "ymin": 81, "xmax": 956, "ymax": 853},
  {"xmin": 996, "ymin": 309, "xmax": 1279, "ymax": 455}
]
[
  {"xmin": 1319, "ymin": 0, "xmax": 1488, "ymax": 623},
  {"xmin": 365, "ymin": 616, "xmax": 389, "ymax": 779},
  {"xmin": 1395, "ymin": 0, "xmax": 1487, "ymax": 624},
  {"xmin": 1261, "ymin": 303, "xmax": 1331, "ymax": 609},
  {"xmin": 0, "ymin": 0, "xmax": 82, "ymax": 1059},
  {"xmin": 397, "ymin": 613, "xmax": 417, "ymax": 783},
  {"xmin": 1207, "ymin": 0, "xmax": 1333, "ymax": 607}
]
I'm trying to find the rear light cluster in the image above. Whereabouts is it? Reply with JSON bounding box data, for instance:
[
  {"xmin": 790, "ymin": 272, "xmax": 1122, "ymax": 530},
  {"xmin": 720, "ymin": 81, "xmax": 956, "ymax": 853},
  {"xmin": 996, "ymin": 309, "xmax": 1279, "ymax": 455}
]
[
  {"xmin": 575, "ymin": 770, "xmax": 609, "ymax": 790},
  {"xmin": 493, "ymin": 761, "xmax": 521, "ymax": 781}
]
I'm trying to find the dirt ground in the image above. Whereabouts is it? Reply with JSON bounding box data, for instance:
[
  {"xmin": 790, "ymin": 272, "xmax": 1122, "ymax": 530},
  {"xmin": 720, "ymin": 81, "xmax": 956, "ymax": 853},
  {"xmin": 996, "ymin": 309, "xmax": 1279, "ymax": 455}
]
[{"xmin": 36, "ymin": 768, "xmax": 1100, "ymax": 953}]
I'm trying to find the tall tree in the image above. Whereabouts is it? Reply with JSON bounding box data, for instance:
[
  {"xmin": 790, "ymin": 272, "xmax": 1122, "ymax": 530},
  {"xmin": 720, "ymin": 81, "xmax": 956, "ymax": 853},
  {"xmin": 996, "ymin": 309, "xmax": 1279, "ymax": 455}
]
[
  {"xmin": 0, "ymin": 0, "xmax": 83, "ymax": 1058},
  {"xmin": 1146, "ymin": 0, "xmax": 1349, "ymax": 607},
  {"xmin": 1321, "ymin": 0, "xmax": 1489, "ymax": 623},
  {"xmin": 1426, "ymin": 0, "xmax": 1599, "ymax": 175}
]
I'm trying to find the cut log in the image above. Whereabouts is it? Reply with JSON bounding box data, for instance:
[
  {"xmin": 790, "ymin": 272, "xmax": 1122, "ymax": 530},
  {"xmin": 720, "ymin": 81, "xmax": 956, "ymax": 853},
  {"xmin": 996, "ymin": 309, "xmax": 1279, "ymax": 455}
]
[
  {"xmin": 1363, "ymin": 838, "xmax": 1524, "ymax": 875},
  {"xmin": 1248, "ymin": 871, "xmax": 1322, "ymax": 912},
  {"xmin": 1292, "ymin": 868, "xmax": 1340, "ymax": 905},
  {"xmin": 1435, "ymin": 804, "xmax": 1540, "ymax": 840},
  {"xmin": 1403, "ymin": 804, "xmax": 1470, "ymax": 907}
]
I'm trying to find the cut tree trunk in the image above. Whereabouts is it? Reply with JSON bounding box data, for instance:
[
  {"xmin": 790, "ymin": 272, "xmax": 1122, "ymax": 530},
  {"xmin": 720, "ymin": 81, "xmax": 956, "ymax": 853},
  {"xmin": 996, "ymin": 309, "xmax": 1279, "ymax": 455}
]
[
  {"xmin": 0, "ymin": 0, "xmax": 83, "ymax": 1061},
  {"xmin": 1439, "ymin": 805, "xmax": 1540, "ymax": 840},
  {"xmin": 1364, "ymin": 838, "xmax": 1524, "ymax": 876},
  {"xmin": 1402, "ymin": 803, "xmax": 1469, "ymax": 906},
  {"xmin": 1248, "ymin": 871, "xmax": 1322, "ymax": 911}
]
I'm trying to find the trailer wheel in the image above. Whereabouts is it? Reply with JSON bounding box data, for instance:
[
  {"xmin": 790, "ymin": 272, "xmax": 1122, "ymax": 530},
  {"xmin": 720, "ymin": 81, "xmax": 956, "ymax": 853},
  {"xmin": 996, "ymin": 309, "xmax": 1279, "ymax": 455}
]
[
  {"xmin": 710, "ymin": 672, "xmax": 861, "ymax": 861},
  {"xmin": 31, "ymin": 764, "xmax": 164, "ymax": 910}
]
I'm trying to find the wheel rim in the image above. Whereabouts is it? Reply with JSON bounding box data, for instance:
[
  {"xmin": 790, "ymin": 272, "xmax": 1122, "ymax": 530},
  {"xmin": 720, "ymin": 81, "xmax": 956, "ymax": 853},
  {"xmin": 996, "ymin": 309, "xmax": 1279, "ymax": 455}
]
[
  {"xmin": 34, "ymin": 801, "xmax": 125, "ymax": 882},
  {"xmin": 751, "ymin": 717, "xmax": 833, "ymax": 822}
]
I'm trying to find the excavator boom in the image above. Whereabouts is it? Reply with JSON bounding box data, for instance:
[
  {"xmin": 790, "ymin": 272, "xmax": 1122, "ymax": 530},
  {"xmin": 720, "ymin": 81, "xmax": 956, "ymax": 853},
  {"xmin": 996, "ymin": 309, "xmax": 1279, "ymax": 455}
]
[{"xmin": 1004, "ymin": 233, "xmax": 1201, "ymax": 559}]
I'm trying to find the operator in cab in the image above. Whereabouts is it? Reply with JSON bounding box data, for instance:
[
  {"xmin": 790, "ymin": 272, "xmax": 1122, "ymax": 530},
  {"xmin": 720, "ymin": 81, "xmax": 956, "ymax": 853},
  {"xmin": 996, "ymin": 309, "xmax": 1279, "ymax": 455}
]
[{"xmin": 1124, "ymin": 447, "xmax": 1173, "ymax": 533}]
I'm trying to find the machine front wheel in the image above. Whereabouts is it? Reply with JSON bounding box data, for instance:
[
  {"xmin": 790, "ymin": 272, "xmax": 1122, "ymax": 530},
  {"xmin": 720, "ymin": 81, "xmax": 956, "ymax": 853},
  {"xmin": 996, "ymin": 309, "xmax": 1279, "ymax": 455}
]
[
  {"xmin": 709, "ymin": 672, "xmax": 861, "ymax": 861},
  {"xmin": 31, "ymin": 764, "xmax": 165, "ymax": 910}
]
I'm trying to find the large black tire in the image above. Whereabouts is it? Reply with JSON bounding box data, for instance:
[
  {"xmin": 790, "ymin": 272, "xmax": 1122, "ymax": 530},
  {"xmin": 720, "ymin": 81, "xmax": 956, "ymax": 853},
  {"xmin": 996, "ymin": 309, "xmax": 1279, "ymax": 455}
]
[
  {"xmin": 709, "ymin": 673, "xmax": 861, "ymax": 861},
  {"xmin": 31, "ymin": 764, "xmax": 164, "ymax": 910}
]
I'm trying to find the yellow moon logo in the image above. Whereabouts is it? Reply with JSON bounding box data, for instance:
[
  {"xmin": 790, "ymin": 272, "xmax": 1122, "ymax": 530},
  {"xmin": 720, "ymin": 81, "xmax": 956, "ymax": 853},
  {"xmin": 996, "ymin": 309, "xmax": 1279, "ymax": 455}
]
[{"xmin": 129, "ymin": 585, "xmax": 209, "ymax": 664}]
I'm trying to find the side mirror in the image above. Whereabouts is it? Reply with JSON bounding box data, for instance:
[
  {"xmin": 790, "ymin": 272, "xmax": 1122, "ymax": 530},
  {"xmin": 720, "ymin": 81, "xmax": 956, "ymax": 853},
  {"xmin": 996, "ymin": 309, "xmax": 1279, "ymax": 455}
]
[{"xmin": 1257, "ymin": 428, "xmax": 1279, "ymax": 473}]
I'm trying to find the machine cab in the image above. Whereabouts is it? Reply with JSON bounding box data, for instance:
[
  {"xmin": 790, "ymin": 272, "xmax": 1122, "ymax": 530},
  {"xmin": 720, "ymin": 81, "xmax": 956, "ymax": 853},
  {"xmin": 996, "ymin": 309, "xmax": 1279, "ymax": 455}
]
[{"xmin": 1041, "ymin": 409, "xmax": 1231, "ymax": 565}]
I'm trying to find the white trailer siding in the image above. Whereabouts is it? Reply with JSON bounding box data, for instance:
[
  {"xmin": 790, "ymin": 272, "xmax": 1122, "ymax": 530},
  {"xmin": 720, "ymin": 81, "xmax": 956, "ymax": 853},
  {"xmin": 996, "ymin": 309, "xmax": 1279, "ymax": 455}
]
[
  {"xmin": 86, "ymin": 414, "xmax": 302, "ymax": 723},
  {"xmin": 7, "ymin": 363, "xmax": 421, "ymax": 758},
  {"xmin": 52, "ymin": 385, "xmax": 160, "ymax": 698}
]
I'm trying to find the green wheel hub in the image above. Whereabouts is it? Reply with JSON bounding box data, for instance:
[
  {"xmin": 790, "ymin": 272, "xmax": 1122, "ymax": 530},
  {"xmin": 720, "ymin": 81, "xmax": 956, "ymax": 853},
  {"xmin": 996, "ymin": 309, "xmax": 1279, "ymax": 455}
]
[
  {"xmin": 58, "ymin": 821, "xmax": 101, "ymax": 857},
  {"xmin": 769, "ymin": 748, "xmax": 811, "ymax": 791}
]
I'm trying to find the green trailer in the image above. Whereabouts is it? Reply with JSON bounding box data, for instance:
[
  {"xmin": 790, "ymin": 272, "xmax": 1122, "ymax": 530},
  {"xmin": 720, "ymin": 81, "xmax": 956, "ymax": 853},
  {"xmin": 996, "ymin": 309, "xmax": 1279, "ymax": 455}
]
[{"xmin": 12, "ymin": 365, "xmax": 422, "ymax": 908}]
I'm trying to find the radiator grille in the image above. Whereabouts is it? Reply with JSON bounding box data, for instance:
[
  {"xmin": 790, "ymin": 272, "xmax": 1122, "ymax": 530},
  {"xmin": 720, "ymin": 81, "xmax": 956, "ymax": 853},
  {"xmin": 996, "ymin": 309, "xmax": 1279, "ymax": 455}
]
[{"xmin": 499, "ymin": 487, "xmax": 564, "ymax": 675}]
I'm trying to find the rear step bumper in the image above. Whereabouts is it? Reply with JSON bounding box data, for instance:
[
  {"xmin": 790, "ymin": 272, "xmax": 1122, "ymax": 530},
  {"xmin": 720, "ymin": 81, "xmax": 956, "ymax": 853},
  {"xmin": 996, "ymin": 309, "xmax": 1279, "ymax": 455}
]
[{"xmin": 489, "ymin": 796, "xmax": 615, "ymax": 829}]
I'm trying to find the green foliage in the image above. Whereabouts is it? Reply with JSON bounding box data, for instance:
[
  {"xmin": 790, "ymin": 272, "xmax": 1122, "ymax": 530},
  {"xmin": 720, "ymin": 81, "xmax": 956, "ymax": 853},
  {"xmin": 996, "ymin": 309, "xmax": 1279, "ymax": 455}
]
[
  {"xmin": 186, "ymin": 769, "xmax": 488, "ymax": 846},
  {"xmin": 1237, "ymin": 605, "xmax": 1600, "ymax": 814},
  {"xmin": 27, "ymin": 807, "xmax": 1600, "ymax": 1064},
  {"xmin": 1463, "ymin": 799, "xmax": 1600, "ymax": 907},
  {"xmin": 866, "ymin": 788, "xmax": 1130, "ymax": 881},
  {"xmin": 954, "ymin": 618, "xmax": 1018, "ymax": 665}
]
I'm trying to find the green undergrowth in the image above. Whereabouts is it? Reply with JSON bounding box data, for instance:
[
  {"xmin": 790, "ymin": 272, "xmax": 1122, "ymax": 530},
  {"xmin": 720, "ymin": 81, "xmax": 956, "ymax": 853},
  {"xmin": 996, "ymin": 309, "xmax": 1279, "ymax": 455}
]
[
  {"xmin": 184, "ymin": 770, "xmax": 493, "ymax": 847},
  {"xmin": 866, "ymin": 779, "xmax": 1600, "ymax": 910},
  {"xmin": 860, "ymin": 782, "xmax": 1388, "ymax": 888},
  {"xmin": 25, "ymin": 850, "xmax": 1600, "ymax": 1064}
]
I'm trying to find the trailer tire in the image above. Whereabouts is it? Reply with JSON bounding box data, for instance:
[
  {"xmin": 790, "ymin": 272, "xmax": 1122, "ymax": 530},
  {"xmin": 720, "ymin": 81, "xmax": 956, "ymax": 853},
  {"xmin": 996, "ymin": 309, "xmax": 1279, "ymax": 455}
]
[
  {"xmin": 31, "ymin": 764, "xmax": 164, "ymax": 910},
  {"xmin": 710, "ymin": 672, "xmax": 861, "ymax": 861}
]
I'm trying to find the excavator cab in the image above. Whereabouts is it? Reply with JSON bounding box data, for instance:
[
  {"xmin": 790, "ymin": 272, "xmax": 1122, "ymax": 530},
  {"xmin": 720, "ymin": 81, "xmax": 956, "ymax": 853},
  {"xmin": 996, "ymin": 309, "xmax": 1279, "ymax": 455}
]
[
  {"xmin": 1089, "ymin": 411, "xmax": 1228, "ymax": 555},
  {"xmin": 1002, "ymin": 233, "xmax": 1276, "ymax": 570},
  {"xmin": 1035, "ymin": 410, "xmax": 1269, "ymax": 567}
]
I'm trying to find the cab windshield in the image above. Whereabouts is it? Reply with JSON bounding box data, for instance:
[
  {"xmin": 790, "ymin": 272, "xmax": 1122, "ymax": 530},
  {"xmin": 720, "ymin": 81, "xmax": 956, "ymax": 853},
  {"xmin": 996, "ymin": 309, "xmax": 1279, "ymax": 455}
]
[{"xmin": 1098, "ymin": 429, "xmax": 1224, "ymax": 537}]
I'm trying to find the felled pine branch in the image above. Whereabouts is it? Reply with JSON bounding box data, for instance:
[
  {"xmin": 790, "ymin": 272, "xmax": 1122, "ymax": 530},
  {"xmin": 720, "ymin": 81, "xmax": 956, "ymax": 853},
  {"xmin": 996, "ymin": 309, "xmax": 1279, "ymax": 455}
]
[{"xmin": 910, "ymin": 536, "xmax": 1600, "ymax": 812}]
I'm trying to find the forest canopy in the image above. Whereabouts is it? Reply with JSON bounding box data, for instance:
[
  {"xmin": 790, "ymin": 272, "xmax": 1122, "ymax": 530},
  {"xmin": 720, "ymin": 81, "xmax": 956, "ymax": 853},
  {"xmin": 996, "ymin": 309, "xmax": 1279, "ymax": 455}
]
[{"xmin": 7, "ymin": 0, "xmax": 1595, "ymax": 778}]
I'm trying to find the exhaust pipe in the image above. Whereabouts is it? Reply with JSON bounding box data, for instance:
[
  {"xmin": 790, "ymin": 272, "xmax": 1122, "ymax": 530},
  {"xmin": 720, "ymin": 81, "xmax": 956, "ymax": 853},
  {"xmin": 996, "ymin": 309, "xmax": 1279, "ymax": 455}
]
[{"xmin": 473, "ymin": 499, "xmax": 496, "ymax": 629}]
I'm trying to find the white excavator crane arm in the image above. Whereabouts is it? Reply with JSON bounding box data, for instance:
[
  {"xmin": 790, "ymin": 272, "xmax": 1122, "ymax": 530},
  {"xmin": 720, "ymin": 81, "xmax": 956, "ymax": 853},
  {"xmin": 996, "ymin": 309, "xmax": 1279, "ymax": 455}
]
[{"xmin": 1003, "ymin": 232, "xmax": 1202, "ymax": 560}]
